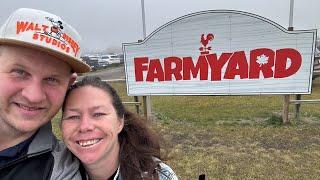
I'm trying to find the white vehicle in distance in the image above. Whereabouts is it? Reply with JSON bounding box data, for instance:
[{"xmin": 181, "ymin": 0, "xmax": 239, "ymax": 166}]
[
  {"xmin": 101, "ymin": 54, "xmax": 121, "ymax": 64},
  {"xmin": 98, "ymin": 58, "xmax": 109, "ymax": 68},
  {"xmin": 88, "ymin": 55, "xmax": 109, "ymax": 69}
]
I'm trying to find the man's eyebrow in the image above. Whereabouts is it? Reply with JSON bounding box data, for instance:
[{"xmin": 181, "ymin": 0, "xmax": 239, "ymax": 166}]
[
  {"xmin": 11, "ymin": 63, "xmax": 68, "ymax": 77},
  {"xmin": 11, "ymin": 64, "xmax": 26, "ymax": 68}
]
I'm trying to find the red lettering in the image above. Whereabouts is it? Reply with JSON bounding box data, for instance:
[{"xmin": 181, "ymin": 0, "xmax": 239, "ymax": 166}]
[
  {"xmin": 134, "ymin": 57, "xmax": 149, "ymax": 81},
  {"xmin": 183, "ymin": 56, "xmax": 208, "ymax": 80},
  {"xmin": 274, "ymin": 48, "xmax": 302, "ymax": 78},
  {"xmin": 32, "ymin": 33, "xmax": 39, "ymax": 40},
  {"xmin": 249, "ymin": 48, "xmax": 275, "ymax": 79},
  {"xmin": 206, "ymin": 53, "xmax": 232, "ymax": 81},
  {"xmin": 56, "ymin": 40, "xmax": 61, "ymax": 48},
  {"xmin": 40, "ymin": 34, "xmax": 46, "ymax": 41},
  {"xmin": 132, "ymin": 47, "xmax": 302, "ymax": 83},
  {"xmin": 26, "ymin": 22, "xmax": 35, "ymax": 31},
  {"xmin": 62, "ymin": 33, "xmax": 80, "ymax": 56},
  {"xmin": 146, "ymin": 59, "xmax": 164, "ymax": 81},
  {"xmin": 34, "ymin": 23, "xmax": 41, "ymax": 31},
  {"xmin": 164, "ymin": 57, "xmax": 182, "ymax": 81},
  {"xmin": 61, "ymin": 43, "xmax": 66, "ymax": 50},
  {"xmin": 16, "ymin": 21, "xmax": 29, "ymax": 34},
  {"xmin": 52, "ymin": 38, "xmax": 58, "ymax": 45},
  {"xmin": 62, "ymin": 33, "xmax": 67, "ymax": 40},
  {"xmin": 42, "ymin": 25, "xmax": 49, "ymax": 32},
  {"xmin": 66, "ymin": 46, "xmax": 70, "ymax": 53},
  {"xmin": 73, "ymin": 46, "xmax": 80, "ymax": 57},
  {"xmin": 224, "ymin": 51, "xmax": 248, "ymax": 79},
  {"xmin": 45, "ymin": 36, "xmax": 52, "ymax": 43}
]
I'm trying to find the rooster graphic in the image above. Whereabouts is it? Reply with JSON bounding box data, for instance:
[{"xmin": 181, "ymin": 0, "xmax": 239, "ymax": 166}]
[{"xmin": 199, "ymin": 33, "xmax": 214, "ymax": 54}]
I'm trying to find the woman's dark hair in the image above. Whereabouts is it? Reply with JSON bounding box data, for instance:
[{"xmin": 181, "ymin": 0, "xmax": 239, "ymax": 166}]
[{"xmin": 62, "ymin": 76, "xmax": 161, "ymax": 179}]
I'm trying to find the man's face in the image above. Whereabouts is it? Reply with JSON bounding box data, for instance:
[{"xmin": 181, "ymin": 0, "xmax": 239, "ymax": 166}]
[{"xmin": 0, "ymin": 45, "xmax": 74, "ymax": 136}]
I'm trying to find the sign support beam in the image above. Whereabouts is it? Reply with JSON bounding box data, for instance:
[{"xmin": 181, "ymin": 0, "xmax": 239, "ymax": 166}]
[{"xmin": 140, "ymin": 0, "xmax": 152, "ymax": 120}]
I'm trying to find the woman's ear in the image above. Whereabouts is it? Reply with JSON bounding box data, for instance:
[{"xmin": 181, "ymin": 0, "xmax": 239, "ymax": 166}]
[{"xmin": 117, "ymin": 117, "xmax": 124, "ymax": 133}]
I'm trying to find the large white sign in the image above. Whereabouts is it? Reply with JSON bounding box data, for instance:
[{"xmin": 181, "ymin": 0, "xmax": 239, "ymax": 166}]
[{"xmin": 123, "ymin": 10, "xmax": 316, "ymax": 95}]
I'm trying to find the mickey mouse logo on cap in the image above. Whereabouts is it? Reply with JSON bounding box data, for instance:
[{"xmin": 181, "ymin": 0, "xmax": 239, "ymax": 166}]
[{"xmin": 45, "ymin": 17, "xmax": 64, "ymax": 40}]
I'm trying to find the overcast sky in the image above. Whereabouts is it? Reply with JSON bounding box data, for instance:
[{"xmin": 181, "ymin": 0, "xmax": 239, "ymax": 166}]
[{"xmin": 1, "ymin": 0, "xmax": 319, "ymax": 53}]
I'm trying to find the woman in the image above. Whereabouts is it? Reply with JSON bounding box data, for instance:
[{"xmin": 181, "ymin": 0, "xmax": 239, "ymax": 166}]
[{"xmin": 61, "ymin": 76, "xmax": 178, "ymax": 180}]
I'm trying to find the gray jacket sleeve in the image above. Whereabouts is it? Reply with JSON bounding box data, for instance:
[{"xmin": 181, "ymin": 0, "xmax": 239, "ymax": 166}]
[
  {"xmin": 50, "ymin": 141, "xmax": 82, "ymax": 180},
  {"xmin": 158, "ymin": 162, "xmax": 179, "ymax": 180}
]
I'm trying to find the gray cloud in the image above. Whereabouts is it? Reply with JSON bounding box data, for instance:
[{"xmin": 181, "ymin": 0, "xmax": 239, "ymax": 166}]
[{"xmin": 1, "ymin": 0, "xmax": 319, "ymax": 53}]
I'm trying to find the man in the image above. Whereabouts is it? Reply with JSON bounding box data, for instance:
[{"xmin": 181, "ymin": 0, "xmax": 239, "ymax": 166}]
[{"xmin": 0, "ymin": 8, "xmax": 91, "ymax": 179}]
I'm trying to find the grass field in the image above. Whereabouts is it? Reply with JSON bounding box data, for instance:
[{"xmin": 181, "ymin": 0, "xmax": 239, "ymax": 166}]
[{"xmin": 52, "ymin": 79, "xmax": 320, "ymax": 179}]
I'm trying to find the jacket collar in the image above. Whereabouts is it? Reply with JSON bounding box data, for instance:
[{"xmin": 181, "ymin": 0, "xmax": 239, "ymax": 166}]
[{"xmin": 28, "ymin": 122, "xmax": 54, "ymax": 156}]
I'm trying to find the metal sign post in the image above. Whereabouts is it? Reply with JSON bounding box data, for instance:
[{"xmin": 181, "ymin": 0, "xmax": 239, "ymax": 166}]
[
  {"xmin": 140, "ymin": 0, "xmax": 152, "ymax": 120},
  {"xmin": 283, "ymin": 0, "xmax": 295, "ymax": 124}
]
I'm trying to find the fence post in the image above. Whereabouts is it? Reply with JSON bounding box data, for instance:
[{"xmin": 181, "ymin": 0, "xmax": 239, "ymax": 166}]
[
  {"xmin": 283, "ymin": 95, "xmax": 290, "ymax": 124},
  {"xmin": 283, "ymin": 21, "xmax": 294, "ymax": 125},
  {"xmin": 295, "ymin": 94, "xmax": 301, "ymax": 122},
  {"xmin": 142, "ymin": 96, "xmax": 152, "ymax": 120},
  {"xmin": 146, "ymin": 96, "xmax": 152, "ymax": 120},
  {"xmin": 137, "ymin": 39, "xmax": 152, "ymax": 121},
  {"xmin": 134, "ymin": 96, "xmax": 140, "ymax": 114}
]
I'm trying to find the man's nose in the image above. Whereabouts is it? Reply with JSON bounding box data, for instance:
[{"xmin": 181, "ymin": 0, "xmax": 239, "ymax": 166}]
[
  {"xmin": 79, "ymin": 116, "xmax": 94, "ymax": 133},
  {"xmin": 21, "ymin": 81, "xmax": 46, "ymax": 103}
]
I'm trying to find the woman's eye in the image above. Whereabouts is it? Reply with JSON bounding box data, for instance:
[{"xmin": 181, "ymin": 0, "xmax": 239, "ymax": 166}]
[
  {"xmin": 64, "ymin": 115, "xmax": 80, "ymax": 120},
  {"xmin": 93, "ymin": 113, "xmax": 106, "ymax": 117}
]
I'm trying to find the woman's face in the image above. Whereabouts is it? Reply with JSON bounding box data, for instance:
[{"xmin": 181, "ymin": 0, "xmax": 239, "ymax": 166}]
[{"xmin": 61, "ymin": 86, "xmax": 124, "ymax": 165}]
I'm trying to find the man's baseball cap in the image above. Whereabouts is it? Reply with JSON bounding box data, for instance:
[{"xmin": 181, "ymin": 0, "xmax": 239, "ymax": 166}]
[{"xmin": 0, "ymin": 8, "xmax": 91, "ymax": 73}]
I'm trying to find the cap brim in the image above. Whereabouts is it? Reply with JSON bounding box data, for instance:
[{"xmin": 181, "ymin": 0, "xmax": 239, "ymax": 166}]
[{"xmin": 0, "ymin": 39, "xmax": 91, "ymax": 73}]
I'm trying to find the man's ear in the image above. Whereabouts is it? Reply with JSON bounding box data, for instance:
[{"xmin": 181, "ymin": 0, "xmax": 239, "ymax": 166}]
[{"xmin": 68, "ymin": 72, "xmax": 77, "ymax": 86}]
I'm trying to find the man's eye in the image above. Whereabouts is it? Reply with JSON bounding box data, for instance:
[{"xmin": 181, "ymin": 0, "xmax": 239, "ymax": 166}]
[
  {"xmin": 45, "ymin": 77, "xmax": 59, "ymax": 84},
  {"xmin": 11, "ymin": 69, "xmax": 27, "ymax": 77}
]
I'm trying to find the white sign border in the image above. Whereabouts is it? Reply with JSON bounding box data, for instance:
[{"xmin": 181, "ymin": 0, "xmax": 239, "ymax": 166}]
[{"xmin": 122, "ymin": 10, "xmax": 317, "ymax": 96}]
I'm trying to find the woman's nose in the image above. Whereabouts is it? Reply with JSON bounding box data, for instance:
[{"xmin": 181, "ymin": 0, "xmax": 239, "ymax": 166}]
[{"xmin": 79, "ymin": 116, "xmax": 94, "ymax": 133}]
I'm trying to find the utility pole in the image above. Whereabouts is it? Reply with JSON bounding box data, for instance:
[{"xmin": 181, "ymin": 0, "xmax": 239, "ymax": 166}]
[
  {"xmin": 288, "ymin": 0, "xmax": 294, "ymax": 31},
  {"xmin": 283, "ymin": 0, "xmax": 295, "ymax": 124},
  {"xmin": 140, "ymin": 0, "xmax": 152, "ymax": 120},
  {"xmin": 141, "ymin": 0, "xmax": 146, "ymax": 38}
]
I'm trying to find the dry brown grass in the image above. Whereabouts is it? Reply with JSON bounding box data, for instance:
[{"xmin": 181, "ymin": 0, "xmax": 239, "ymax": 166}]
[{"xmin": 153, "ymin": 120, "xmax": 320, "ymax": 179}]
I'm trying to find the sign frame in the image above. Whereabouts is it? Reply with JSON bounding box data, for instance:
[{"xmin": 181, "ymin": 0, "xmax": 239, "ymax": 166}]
[{"xmin": 123, "ymin": 10, "xmax": 317, "ymax": 96}]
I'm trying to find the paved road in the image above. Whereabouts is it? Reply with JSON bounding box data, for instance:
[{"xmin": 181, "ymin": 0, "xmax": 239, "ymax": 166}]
[{"xmin": 78, "ymin": 65, "xmax": 125, "ymax": 81}]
